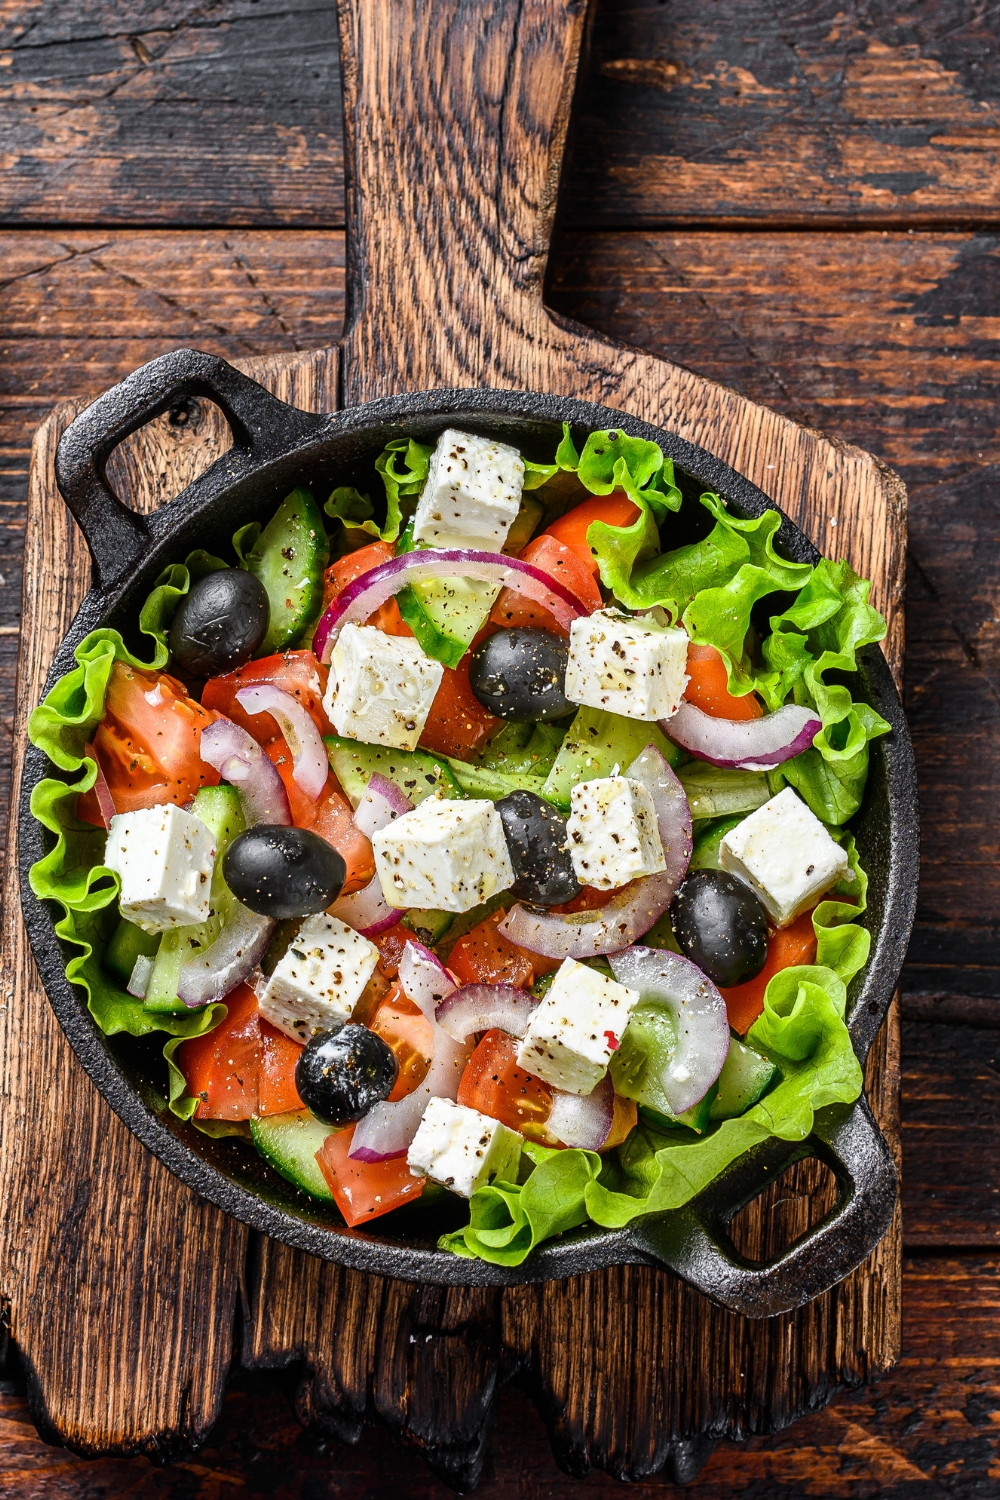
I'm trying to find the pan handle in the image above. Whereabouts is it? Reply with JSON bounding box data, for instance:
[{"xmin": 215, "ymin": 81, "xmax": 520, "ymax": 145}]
[
  {"xmin": 55, "ymin": 348, "xmax": 324, "ymax": 589},
  {"xmin": 626, "ymin": 1099, "xmax": 898, "ymax": 1319}
]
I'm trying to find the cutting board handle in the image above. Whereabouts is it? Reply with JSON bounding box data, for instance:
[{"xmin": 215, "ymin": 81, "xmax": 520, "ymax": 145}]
[{"xmin": 336, "ymin": 0, "xmax": 589, "ymax": 404}]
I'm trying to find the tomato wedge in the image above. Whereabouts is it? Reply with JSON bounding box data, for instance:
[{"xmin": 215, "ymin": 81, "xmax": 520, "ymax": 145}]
[
  {"xmin": 176, "ymin": 983, "xmax": 304, "ymax": 1120},
  {"xmin": 316, "ymin": 1125, "xmax": 424, "ymax": 1226},
  {"xmin": 418, "ymin": 647, "xmax": 500, "ymax": 759},
  {"xmin": 542, "ymin": 493, "xmax": 641, "ymax": 577},
  {"xmin": 202, "ymin": 650, "xmax": 332, "ymax": 743},
  {"xmin": 265, "ymin": 740, "xmax": 374, "ymax": 893},
  {"xmin": 684, "ymin": 642, "xmax": 763, "ymax": 721},
  {"xmin": 368, "ymin": 982, "xmax": 434, "ymax": 1100},
  {"xmin": 489, "ymin": 534, "xmax": 602, "ymax": 635},
  {"xmin": 80, "ymin": 660, "xmax": 221, "ymax": 822},
  {"xmin": 322, "ymin": 541, "xmax": 411, "ymax": 636},
  {"xmin": 458, "ymin": 1029, "xmax": 553, "ymax": 1142},
  {"xmin": 448, "ymin": 909, "xmax": 547, "ymax": 988},
  {"xmin": 719, "ymin": 910, "xmax": 818, "ymax": 1035}
]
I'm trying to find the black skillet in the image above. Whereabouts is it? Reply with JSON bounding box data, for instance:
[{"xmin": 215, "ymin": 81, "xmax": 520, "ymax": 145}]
[{"xmin": 18, "ymin": 345, "xmax": 919, "ymax": 1317}]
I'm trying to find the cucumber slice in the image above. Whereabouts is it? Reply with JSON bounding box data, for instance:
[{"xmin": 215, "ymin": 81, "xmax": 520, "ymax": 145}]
[
  {"xmin": 250, "ymin": 1110, "xmax": 336, "ymax": 1201},
  {"xmin": 709, "ymin": 1038, "xmax": 778, "ymax": 1120},
  {"xmin": 678, "ymin": 764, "xmax": 771, "ymax": 820},
  {"xmin": 638, "ymin": 1088, "xmax": 717, "ymax": 1135},
  {"xmin": 144, "ymin": 785, "xmax": 246, "ymax": 1013},
  {"xmin": 324, "ymin": 736, "xmax": 461, "ymax": 809},
  {"xmin": 104, "ymin": 918, "xmax": 160, "ymax": 987},
  {"xmin": 393, "ymin": 521, "xmax": 500, "ymax": 666},
  {"xmin": 239, "ymin": 487, "xmax": 329, "ymax": 654},
  {"xmin": 401, "ymin": 908, "xmax": 454, "ymax": 944},
  {"xmin": 445, "ymin": 757, "xmax": 549, "ymax": 802},
  {"xmin": 478, "ymin": 720, "xmax": 567, "ymax": 779},
  {"xmin": 542, "ymin": 707, "xmax": 684, "ymax": 811},
  {"xmin": 690, "ymin": 813, "xmax": 747, "ymax": 871}
]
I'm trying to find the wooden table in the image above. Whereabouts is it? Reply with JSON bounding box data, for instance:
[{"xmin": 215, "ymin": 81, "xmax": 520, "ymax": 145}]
[{"xmin": 1, "ymin": 2, "xmax": 998, "ymax": 1494}]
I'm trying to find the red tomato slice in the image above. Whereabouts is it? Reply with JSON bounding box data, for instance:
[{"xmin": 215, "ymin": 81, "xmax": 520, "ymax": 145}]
[
  {"xmin": 177, "ymin": 983, "xmax": 264, "ymax": 1121},
  {"xmin": 447, "ymin": 909, "xmax": 545, "ymax": 988},
  {"xmin": 542, "ymin": 493, "xmax": 641, "ymax": 577},
  {"xmin": 257, "ymin": 1020, "xmax": 305, "ymax": 1116},
  {"xmin": 719, "ymin": 911, "xmax": 818, "ymax": 1036},
  {"xmin": 684, "ymin": 642, "xmax": 763, "ymax": 721},
  {"xmin": 550, "ymin": 885, "xmax": 617, "ymax": 915},
  {"xmin": 457, "ymin": 1029, "xmax": 553, "ymax": 1142},
  {"xmin": 368, "ymin": 983, "xmax": 434, "ymax": 1100},
  {"xmin": 370, "ymin": 921, "xmax": 411, "ymax": 979},
  {"xmin": 316, "ymin": 1125, "xmax": 424, "ymax": 1226},
  {"xmin": 490, "ymin": 534, "xmax": 603, "ymax": 635},
  {"xmin": 81, "ymin": 660, "xmax": 221, "ymax": 819},
  {"xmin": 322, "ymin": 541, "xmax": 411, "ymax": 636},
  {"xmin": 265, "ymin": 740, "xmax": 374, "ymax": 894},
  {"xmin": 418, "ymin": 648, "xmax": 501, "ymax": 759},
  {"xmin": 201, "ymin": 650, "xmax": 332, "ymax": 743}
]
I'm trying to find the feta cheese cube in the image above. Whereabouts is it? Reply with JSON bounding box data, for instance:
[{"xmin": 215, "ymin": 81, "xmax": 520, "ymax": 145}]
[
  {"xmin": 407, "ymin": 1096, "xmax": 522, "ymax": 1198},
  {"xmin": 412, "ymin": 428, "xmax": 524, "ymax": 551},
  {"xmin": 567, "ymin": 775, "xmax": 666, "ymax": 890},
  {"xmin": 372, "ymin": 797, "xmax": 514, "ymax": 913},
  {"xmin": 257, "ymin": 914, "xmax": 379, "ymax": 1042},
  {"xmin": 719, "ymin": 786, "xmax": 850, "ymax": 927},
  {"xmin": 324, "ymin": 622, "xmax": 444, "ymax": 751},
  {"xmin": 565, "ymin": 609, "xmax": 689, "ymax": 721},
  {"xmin": 516, "ymin": 958, "xmax": 640, "ymax": 1095},
  {"xmin": 104, "ymin": 804, "xmax": 216, "ymax": 934}
]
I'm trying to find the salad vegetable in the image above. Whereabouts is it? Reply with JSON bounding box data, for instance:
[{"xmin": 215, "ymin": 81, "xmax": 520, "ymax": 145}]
[{"xmin": 28, "ymin": 421, "xmax": 884, "ymax": 1263}]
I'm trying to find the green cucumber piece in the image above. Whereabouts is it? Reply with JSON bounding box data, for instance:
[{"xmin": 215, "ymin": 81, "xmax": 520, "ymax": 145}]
[
  {"xmin": 445, "ymin": 757, "xmax": 549, "ymax": 802},
  {"xmin": 144, "ymin": 785, "xmax": 246, "ymax": 1013},
  {"xmin": 709, "ymin": 1038, "xmax": 778, "ymax": 1121},
  {"xmin": 239, "ymin": 487, "xmax": 329, "ymax": 653},
  {"xmin": 402, "ymin": 908, "xmax": 454, "ymax": 944},
  {"xmin": 502, "ymin": 495, "xmax": 544, "ymax": 555},
  {"xmin": 393, "ymin": 521, "xmax": 494, "ymax": 668},
  {"xmin": 104, "ymin": 918, "xmax": 160, "ymax": 987},
  {"xmin": 638, "ymin": 1089, "xmax": 717, "ymax": 1135},
  {"xmin": 478, "ymin": 720, "xmax": 567, "ymax": 779},
  {"xmin": 610, "ymin": 1002, "xmax": 715, "ymax": 1133},
  {"xmin": 541, "ymin": 707, "xmax": 684, "ymax": 811},
  {"xmin": 678, "ymin": 763, "xmax": 771, "ymax": 821},
  {"xmin": 250, "ymin": 1110, "xmax": 336, "ymax": 1201},
  {"xmin": 690, "ymin": 814, "xmax": 747, "ymax": 871},
  {"xmin": 324, "ymin": 737, "xmax": 461, "ymax": 809}
]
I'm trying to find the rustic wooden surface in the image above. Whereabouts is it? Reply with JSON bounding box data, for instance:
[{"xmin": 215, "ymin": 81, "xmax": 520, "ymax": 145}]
[{"xmin": 1, "ymin": 0, "xmax": 997, "ymax": 1493}]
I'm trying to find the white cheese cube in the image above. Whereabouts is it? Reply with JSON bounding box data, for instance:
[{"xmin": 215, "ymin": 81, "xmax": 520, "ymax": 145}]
[
  {"xmin": 412, "ymin": 428, "xmax": 524, "ymax": 551},
  {"xmin": 516, "ymin": 958, "xmax": 640, "ymax": 1095},
  {"xmin": 104, "ymin": 804, "xmax": 216, "ymax": 934},
  {"xmin": 718, "ymin": 786, "xmax": 850, "ymax": 927},
  {"xmin": 324, "ymin": 622, "xmax": 444, "ymax": 751},
  {"xmin": 565, "ymin": 609, "xmax": 689, "ymax": 721},
  {"xmin": 372, "ymin": 797, "xmax": 514, "ymax": 913},
  {"xmin": 407, "ymin": 1096, "xmax": 523, "ymax": 1198},
  {"xmin": 257, "ymin": 914, "xmax": 379, "ymax": 1042},
  {"xmin": 566, "ymin": 775, "xmax": 666, "ymax": 890}
]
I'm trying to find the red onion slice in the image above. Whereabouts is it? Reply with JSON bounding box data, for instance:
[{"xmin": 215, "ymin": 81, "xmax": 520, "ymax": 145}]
[
  {"xmin": 608, "ymin": 945, "xmax": 730, "ymax": 1114},
  {"xmin": 663, "ymin": 699, "xmax": 821, "ymax": 771},
  {"xmin": 328, "ymin": 876, "xmax": 402, "ymax": 938},
  {"xmin": 313, "ymin": 549, "xmax": 586, "ymax": 664},
  {"xmin": 547, "ymin": 1074, "xmax": 615, "ymax": 1151},
  {"xmin": 349, "ymin": 942, "xmax": 472, "ymax": 1162},
  {"xmin": 235, "ymin": 684, "xmax": 328, "ymax": 801},
  {"xmin": 85, "ymin": 742, "xmax": 116, "ymax": 829},
  {"xmin": 435, "ymin": 983, "xmax": 537, "ymax": 1042},
  {"xmin": 500, "ymin": 743, "xmax": 692, "ymax": 960},
  {"xmin": 176, "ymin": 903, "xmax": 275, "ymax": 1008},
  {"xmin": 200, "ymin": 718, "xmax": 292, "ymax": 827},
  {"xmin": 353, "ymin": 772, "xmax": 413, "ymax": 839}
]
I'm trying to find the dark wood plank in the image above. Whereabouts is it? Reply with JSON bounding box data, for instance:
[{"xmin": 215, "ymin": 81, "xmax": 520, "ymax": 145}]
[{"xmin": 0, "ymin": 1, "xmax": 343, "ymax": 225}]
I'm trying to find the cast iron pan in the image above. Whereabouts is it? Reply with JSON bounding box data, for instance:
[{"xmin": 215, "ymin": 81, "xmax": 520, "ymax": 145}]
[{"xmin": 18, "ymin": 348, "xmax": 919, "ymax": 1316}]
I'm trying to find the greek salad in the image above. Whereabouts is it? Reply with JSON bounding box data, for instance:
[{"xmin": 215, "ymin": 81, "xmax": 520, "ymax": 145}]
[{"xmin": 29, "ymin": 424, "xmax": 888, "ymax": 1264}]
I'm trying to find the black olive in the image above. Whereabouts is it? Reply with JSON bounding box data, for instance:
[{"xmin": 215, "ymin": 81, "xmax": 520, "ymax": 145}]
[
  {"xmin": 468, "ymin": 628, "xmax": 573, "ymax": 721},
  {"xmin": 671, "ymin": 869, "xmax": 769, "ymax": 988},
  {"xmin": 295, "ymin": 1024, "xmax": 399, "ymax": 1127},
  {"xmin": 496, "ymin": 790, "xmax": 581, "ymax": 907},
  {"xmin": 168, "ymin": 568, "xmax": 270, "ymax": 677},
  {"xmin": 223, "ymin": 825, "xmax": 346, "ymax": 919}
]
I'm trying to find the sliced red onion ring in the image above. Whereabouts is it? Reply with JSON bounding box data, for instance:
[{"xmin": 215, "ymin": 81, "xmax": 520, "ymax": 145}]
[
  {"xmin": 328, "ymin": 876, "xmax": 402, "ymax": 938},
  {"xmin": 353, "ymin": 772, "xmax": 413, "ymax": 839},
  {"xmin": 85, "ymin": 742, "xmax": 116, "ymax": 829},
  {"xmin": 546, "ymin": 1074, "xmax": 615, "ymax": 1151},
  {"xmin": 176, "ymin": 903, "xmax": 275, "ymax": 1008},
  {"xmin": 663, "ymin": 699, "xmax": 821, "ymax": 771},
  {"xmin": 434, "ymin": 983, "xmax": 537, "ymax": 1042},
  {"xmin": 313, "ymin": 549, "xmax": 586, "ymax": 664},
  {"xmin": 200, "ymin": 718, "xmax": 292, "ymax": 827},
  {"xmin": 500, "ymin": 743, "xmax": 692, "ymax": 960},
  {"xmin": 608, "ymin": 945, "xmax": 730, "ymax": 1115},
  {"xmin": 126, "ymin": 953, "xmax": 154, "ymax": 999},
  {"xmin": 235, "ymin": 684, "xmax": 328, "ymax": 801},
  {"xmin": 349, "ymin": 942, "xmax": 472, "ymax": 1162}
]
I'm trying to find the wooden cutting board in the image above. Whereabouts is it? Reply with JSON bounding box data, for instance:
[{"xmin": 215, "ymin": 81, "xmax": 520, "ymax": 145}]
[{"xmin": 0, "ymin": 1, "xmax": 906, "ymax": 1487}]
